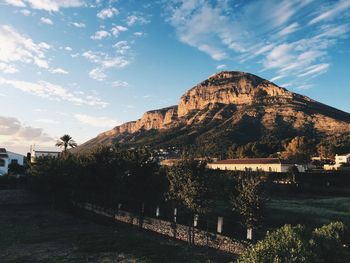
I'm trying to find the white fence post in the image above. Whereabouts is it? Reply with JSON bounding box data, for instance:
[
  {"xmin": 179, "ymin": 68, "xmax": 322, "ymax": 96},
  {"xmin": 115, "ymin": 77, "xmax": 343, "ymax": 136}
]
[
  {"xmin": 156, "ymin": 206, "xmax": 160, "ymax": 217},
  {"xmin": 247, "ymin": 228, "xmax": 253, "ymax": 240},
  {"xmin": 217, "ymin": 216, "xmax": 223, "ymax": 233}
]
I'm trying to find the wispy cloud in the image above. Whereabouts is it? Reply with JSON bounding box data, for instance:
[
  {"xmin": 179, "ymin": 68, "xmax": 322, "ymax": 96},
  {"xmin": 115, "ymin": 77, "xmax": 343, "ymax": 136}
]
[
  {"xmin": 126, "ymin": 14, "xmax": 150, "ymax": 26},
  {"xmin": 308, "ymin": 0, "xmax": 350, "ymax": 25},
  {"xmin": 0, "ymin": 77, "xmax": 108, "ymax": 108},
  {"xmin": 74, "ymin": 114, "xmax": 119, "ymax": 128},
  {"xmin": 97, "ymin": 7, "xmax": 119, "ymax": 19},
  {"xmin": 40, "ymin": 17, "xmax": 53, "ymax": 25},
  {"xmin": 111, "ymin": 25, "xmax": 128, "ymax": 37},
  {"xmin": 111, "ymin": 80, "xmax": 129, "ymax": 88},
  {"xmin": 89, "ymin": 68, "xmax": 106, "ymax": 81},
  {"xmin": 163, "ymin": 0, "xmax": 350, "ymax": 85},
  {"xmin": 91, "ymin": 30, "xmax": 110, "ymax": 40},
  {"xmin": 50, "ymin": 67, "xmax": 68, "ymax": 74},
  {"xmin": 5, "ymin": 0, "xmax": 84, "ymax": 12},
  {"xmin": 278, "ymin": 22, "xmax": 299, "ymax": 36},
  {"xmin": 0, "ymin": 25, "xmax": 50, "ymax": 70},
  {"xmin": 83, "ymin": 50, "xmax": 130, "ymax": 81},
  {"xmin": 71, "ymin": 22, "xmax": 85, "ymax": 28}
]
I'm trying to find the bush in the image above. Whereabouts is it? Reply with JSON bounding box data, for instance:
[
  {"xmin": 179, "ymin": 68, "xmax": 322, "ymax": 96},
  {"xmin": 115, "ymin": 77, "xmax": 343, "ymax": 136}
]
[{"xmin": 238, "ymin": 222, "xmax": 346, "ymax": 263}]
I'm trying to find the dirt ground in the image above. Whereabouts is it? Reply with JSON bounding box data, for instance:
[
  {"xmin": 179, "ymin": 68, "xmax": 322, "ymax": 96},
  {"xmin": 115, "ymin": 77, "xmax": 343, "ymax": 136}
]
[{"xmin": 0, "ymin": 190, "xmax": 235, "ymax": 263}]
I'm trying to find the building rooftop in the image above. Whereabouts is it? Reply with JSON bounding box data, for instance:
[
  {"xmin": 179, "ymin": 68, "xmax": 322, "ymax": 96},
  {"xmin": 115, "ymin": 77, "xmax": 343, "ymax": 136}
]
[{"xmin": 210, "ymin": 158, "xmax": 291, "ymax": 165}]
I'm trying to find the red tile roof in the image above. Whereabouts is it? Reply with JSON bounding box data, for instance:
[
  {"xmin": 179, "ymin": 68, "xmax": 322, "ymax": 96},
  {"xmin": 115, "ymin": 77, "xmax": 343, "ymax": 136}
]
[{"xmin": 210, "ymin": 158, "xmax": 289, "ymax": 165}]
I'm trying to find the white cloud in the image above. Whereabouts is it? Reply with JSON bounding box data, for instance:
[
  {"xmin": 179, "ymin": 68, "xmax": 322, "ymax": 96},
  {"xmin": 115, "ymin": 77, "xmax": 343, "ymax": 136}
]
[
  {"xmin": 65, "ymin": 46, "xmax": 72, "ymax": 51},
  {"xmin": 298, "ymin": 63, "xmax": 330, "ymax": 77},
  {"xmin": 278, "ymin": 22, "xmax": 299, "ymax": 36},
  {"xmin": 19, "ymin": 9, "xmax": 31, "ymax": 16},
  {"xmin": 83, "ymin": 50, "xmax": 129, "ymax": 68},
  {"xmin": 270, "ymin": 75, "xmax": 286, "ymax": 82},
  {"xmin": 89, "ymin": 68, "xmax": 106, "ymax": 81},
  {"xmin": 0, "ymin": 77, "xmax": 108, "ymax": 108},
  {"xmin": 50, "ymin": 68, "xmax": 68, "ymax": 74},
  {"xmin": 74, "ymin": 114, "xmax": 119, "ymax": 128},
  {"xmin": 163, "ymin": 0, "xmax": 347, "ymax": 82},
  {"xmin": 216, "ymin": 64, "xmax": 226, "ymax": 70},
  {"xmin": 0, "ymin": 25, "xmax": 50, "ymax": 70},
  {"xmin": 71, "ymin": 22, "xmax": 86, "ymax": 28},
  {"xmin": 126, "ymin": 15, "xmax": 150, "ymax": 26},
  {"xmin": 0, "ymin": 62, "xmax": 18, "ymax": 73},
  {"xmin": 40, "ymin": 17, "xmax": 53, "ymax": 25},
  {"xmin": 114, "ymin": 41, "xmax": 130, "ymax": 54},
  {"xmin": 5, "ymin": 0, "xmax": 25, "ymax": 7},
  {"xmin": 133, "ymin": 31, "xmax": 145, "ymax": 37},
  {"xmin": 91, "ymin": 30, "xmax": 110, "ymax": 40},
  {"xmin": 111, "ymin": 25, "xmax": 128, "ymax": 37},
  {"xmin": 97, "ymin": 7, "xmax": 119, "ymax": 19},
  {"xmin": 5, "ymin": 0, "xmax": 84, "ymax": 12},
  {"xmin": 111, "ymin": 80, "xmax": 129, "ymax": 88},
  {"xmin": 35, "ymin": 119, "xmax": 60, "ymax": 124},
  {"xmin": 309, "ymin": 0, "xmax": 350, "ymax": 25}
]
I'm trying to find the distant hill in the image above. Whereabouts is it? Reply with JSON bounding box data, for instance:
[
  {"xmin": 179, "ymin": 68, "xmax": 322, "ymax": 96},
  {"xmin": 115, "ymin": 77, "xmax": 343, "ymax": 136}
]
[{"xmin": 77, "ymin": 71, "xmax": 350, "ymax": 157}]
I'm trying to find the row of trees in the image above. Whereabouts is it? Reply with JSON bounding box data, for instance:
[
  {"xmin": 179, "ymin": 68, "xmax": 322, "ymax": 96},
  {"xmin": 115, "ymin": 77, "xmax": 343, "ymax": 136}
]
[{"xmin": 30, "ymin": 144, "xmax": 265, "ymax": 240}]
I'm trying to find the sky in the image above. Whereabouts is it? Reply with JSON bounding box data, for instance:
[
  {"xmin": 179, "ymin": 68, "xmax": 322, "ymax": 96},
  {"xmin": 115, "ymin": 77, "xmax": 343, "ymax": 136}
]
[{"xmin": 0, "ymin": 0, "xmax": 349, "ymax": 155}]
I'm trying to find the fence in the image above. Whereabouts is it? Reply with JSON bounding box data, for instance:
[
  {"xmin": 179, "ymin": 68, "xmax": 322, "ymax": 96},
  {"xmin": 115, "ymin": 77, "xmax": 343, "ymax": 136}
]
[{"xmin": 75, "ymin": 202, "xmax": 246, "ymax": 254}]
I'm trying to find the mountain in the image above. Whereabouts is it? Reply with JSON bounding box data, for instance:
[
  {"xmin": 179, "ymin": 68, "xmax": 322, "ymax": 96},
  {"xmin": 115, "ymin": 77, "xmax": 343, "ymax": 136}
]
[{"xmin": 77, "ymin": 71, "xmax": 350, "ymax": 157}]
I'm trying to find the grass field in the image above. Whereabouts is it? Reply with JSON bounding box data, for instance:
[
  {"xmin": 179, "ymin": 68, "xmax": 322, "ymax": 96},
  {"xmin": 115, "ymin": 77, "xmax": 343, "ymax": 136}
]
[
  {"xmin": 266, "ymin": 195, "xmax": 350, "ymax": 228},
  {"xmin": 0, "ymin": 190, "xmax": 235, "ymax": 263}
]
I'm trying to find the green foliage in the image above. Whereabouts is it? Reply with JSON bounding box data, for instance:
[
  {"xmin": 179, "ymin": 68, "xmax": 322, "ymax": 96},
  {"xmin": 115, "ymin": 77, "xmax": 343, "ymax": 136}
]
[
  {"xmin": 232, "ymin": 173, "xmax": 265, "ymax": 229},
  {"xmin": 238, "ymin": 222, "xmax": 346, "ymax": 263},
  {"xmin": 166, "ymin": 160, "xmax": 212, "ymax": 215},
  {"xmin": 311, "ymin": 222, "xmax": 345, "ymax": 263}
]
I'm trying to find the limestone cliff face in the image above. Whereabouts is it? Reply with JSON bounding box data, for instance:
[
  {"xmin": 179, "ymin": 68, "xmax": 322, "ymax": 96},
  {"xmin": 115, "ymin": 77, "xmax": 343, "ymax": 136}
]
[
  {"xmin": 177, "ymin": 71, "xmax": 294, "ymax": 117},
  {"xmin": 77, "ymin": 71, "xmax": 350, "ymax": 151},
  {"xmin": 95, "ymin": 106, "xmax": 178, "ymax": 141}
]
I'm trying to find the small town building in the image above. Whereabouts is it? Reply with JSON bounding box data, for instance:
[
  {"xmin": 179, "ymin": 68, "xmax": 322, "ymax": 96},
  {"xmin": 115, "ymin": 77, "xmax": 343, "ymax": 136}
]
[
  {"xmin": 207, "ymin": 158, "xmax": 301, "ymax": 173},
  {"xmin": 30, "ymin": 147, "xmax": 60, "ymax": 163},
  {"xmin": 324, "ymin": 153, "xmax": 350, "ymax": 170},
  {"xmin": 0, "ymin": 148, "xmax": 25, "ymax": 176}
]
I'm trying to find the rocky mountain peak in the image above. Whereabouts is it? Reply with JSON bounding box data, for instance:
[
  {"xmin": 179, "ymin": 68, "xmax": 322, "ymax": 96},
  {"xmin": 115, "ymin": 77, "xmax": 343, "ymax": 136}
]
[{"xmin": 177, "ymin": 71, "xmax": 292, "ymax": 117}]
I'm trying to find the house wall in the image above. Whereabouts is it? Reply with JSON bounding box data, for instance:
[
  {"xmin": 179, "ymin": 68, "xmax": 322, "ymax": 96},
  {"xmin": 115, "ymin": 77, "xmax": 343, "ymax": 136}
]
[
  {"xmin": 0, "ymin": 158, "xmax": 9, "ymax": 175},
  {"xmin": 31, "ymin": 151, "xmax": 60, "ymax": 163},
  {"xmin": 207, "ymin": 163, "xmax": 284, "ymax": 172},
  {"xmin": 7, "ymin": 152, "xmax": 25, "ymax": 166}
]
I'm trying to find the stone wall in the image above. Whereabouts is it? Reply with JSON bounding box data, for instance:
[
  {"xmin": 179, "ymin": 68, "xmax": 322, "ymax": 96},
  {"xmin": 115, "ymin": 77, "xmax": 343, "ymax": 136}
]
[{"xmin": 76, "ymin": 202, "xmax": 246, "ymax": 254}]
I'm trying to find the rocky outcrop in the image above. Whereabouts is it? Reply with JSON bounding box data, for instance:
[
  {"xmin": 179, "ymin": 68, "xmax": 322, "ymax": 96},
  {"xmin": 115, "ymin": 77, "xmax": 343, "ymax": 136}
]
[{"xmin": 178, "ymin": 71, "xmax": 294, "ymax": 117}]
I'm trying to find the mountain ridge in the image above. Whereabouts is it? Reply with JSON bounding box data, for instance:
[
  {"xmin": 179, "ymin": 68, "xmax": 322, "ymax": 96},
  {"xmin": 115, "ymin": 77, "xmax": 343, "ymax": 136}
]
[{"xmin": 77, "ymin": 71, "xmax": 350, "ymax": 155}]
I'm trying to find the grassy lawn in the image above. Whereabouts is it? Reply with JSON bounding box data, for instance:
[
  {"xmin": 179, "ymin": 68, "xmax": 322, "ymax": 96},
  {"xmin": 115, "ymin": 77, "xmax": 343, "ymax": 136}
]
[
  {"xmin": 0, "ymin": 202, "xmax": 235, "ymax": 263},
  {"xmin": 265, "ymin": 195, "xmax": 350, "ymax": 228}
]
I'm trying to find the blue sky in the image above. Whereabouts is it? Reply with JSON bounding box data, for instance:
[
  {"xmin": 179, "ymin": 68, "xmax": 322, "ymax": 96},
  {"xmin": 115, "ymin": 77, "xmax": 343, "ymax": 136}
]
[{"xmin": 0, "ymin": 0, "xmax": 349, "ymax": 154}]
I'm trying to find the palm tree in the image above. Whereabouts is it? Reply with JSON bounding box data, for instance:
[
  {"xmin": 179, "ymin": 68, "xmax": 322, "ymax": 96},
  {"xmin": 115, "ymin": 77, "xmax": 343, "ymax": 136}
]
[{"xmin": 56, "ymin": 134, "xmax": 77, "ymax": 152}]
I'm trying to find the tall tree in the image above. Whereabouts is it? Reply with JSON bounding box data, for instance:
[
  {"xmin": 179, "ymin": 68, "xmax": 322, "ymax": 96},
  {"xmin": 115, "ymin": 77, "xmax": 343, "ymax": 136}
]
[
  {"xmin": 56, "ymin": 134, "xmax": 77, "ymax": 152},
  {"xmin": 232, "ymin": 173, "xmax": 265, "ymax": 239}
]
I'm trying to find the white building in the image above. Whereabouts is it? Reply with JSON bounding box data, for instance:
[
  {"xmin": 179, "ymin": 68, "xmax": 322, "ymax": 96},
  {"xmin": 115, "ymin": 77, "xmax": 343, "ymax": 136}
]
[
  {"xmin": 30, "ymin": 147, "xmax": 60, "ymax": 163},
  {"xmin": 324, "ymin": 153, "xmax": 350, "ymax": 170},
  {"xmin": 0, "ymin": 148, "xmax": 25, "ymax": 176},
  {"xmin": 207, "ymin": 158, "xmax": 302, "ymax": 173}
]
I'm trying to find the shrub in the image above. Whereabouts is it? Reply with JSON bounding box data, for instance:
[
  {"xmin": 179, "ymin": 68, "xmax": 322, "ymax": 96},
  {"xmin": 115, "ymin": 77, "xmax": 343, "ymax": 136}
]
[{"xmin": 238, "ymin": 222, "xmax": 346, "ymax": 263}]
